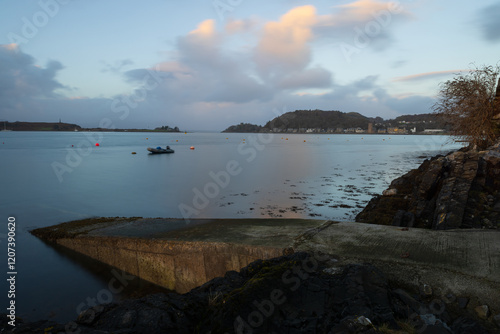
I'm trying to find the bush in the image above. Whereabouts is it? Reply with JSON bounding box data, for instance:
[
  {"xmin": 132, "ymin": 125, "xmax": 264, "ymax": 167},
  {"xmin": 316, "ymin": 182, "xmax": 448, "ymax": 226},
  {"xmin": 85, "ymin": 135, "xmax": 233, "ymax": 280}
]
[{"xmin": 432, "ymin": 64, "xmax": 500, "ymax": 149}]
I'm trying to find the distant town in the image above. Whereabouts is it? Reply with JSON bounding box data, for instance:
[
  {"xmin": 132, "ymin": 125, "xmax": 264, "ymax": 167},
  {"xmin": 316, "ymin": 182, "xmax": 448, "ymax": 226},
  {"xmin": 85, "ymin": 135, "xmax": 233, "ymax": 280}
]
[
  {"xmin": 223, "ymin": 109, "xmax": 449, "ymax": 134},
  {"xmin": 263, "ymin": 123, "xmax": 446, "ymax": 135}
]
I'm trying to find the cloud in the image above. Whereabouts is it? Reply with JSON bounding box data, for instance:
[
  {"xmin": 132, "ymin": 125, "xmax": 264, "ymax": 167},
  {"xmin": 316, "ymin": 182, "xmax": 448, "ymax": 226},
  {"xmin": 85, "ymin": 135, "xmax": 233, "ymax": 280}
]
[
  {"xmin": 0, "ymin": 44, "xmax": 65, "ymax": 106},
  {"xmin": 375, "ymin": 88, "xmax": 436, "ymax": 116},
  {"xmin": 393, "ymin": 69, "xmax": 470, "ymax": 82},
  {"xmin": 101, "ymin": 59, "xmax": 134, "ymax": 73},
  {"xmin": 0, "ymin": 44, "xmax": 115, "ymax": 126},
  {"xmin": 277, "ymin": 67, "xmax": 332, "ymax": 89},
  {"xmin": 254, "ymin": 5, "xmax": 317, "ymax": 77},
  {"xmin": 225, "ymin": 18, "xmax": 258, "ymax": 34},
  {"xmin": 122, "ymin": 22, "xmax": 272, "ymax": 105},
  {"xmin": 314, "ymin": 0, "xmax": 412, "ymax": 51},
  {"xmin": 333, "ymin": 0, "xmax": 403, "ymax": 24},
  {"xmin": 0, "ymin": 3, "xmax": 426, "ymax": 131},
  {"xmin": 477, "ymin": 3, "xmax": 500, "ymax": 42}
]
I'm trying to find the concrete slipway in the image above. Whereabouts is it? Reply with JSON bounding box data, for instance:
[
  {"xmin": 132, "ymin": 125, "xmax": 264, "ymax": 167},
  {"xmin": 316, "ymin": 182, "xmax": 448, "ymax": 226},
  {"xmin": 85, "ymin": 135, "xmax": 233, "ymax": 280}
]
[{"xmin": 32, "ymin": 218, "xmax": 500, "ymax": 309}]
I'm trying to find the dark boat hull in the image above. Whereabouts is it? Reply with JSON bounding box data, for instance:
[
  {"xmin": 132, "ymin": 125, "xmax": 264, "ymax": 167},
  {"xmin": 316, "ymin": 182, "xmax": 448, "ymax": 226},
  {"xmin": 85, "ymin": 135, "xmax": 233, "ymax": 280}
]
[{"xmin": 147, "ymin": 147, "xmax": 175, "ymax": 154}]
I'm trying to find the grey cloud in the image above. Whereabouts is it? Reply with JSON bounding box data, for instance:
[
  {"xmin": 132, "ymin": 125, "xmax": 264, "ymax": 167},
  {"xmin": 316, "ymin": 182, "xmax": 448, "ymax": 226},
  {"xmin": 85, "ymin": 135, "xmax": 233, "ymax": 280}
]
[
  {"xmin": 353, "ymin": 75, "xmax": 378, "ymax": 90},
  {"xmin": 101, "ymin": 59, "xmax": 134, "ymax": 73},
  {"xmin": 478, "ymin": 3, "xmax": 500, "ymax": 42},
  {"xmin": 123, "ymin": 68, "xmax": 174, "ymax": 84},
  {"xmin": 277, "ymin": 67, "xmax": 332, "ymax": 90},
  {"xmin": 205, "ymin": 74, "xmax": 274, "ymax": 103},
  {"xmin": 163, "ymin": 30, "xmax": 272, "ymax": 104},
  {"xmin": 326, "ymin": 75, "xmax": 379, "ymax": 99},
  {"xmin": 386, "ymin": 95, "xmax": 435, "ymax": 115},
  {"xmin": 0, "ymin": 45, "xmax": 65, "ymax": 105},
  {"xmin": 374, "ymin": 87, "xmax": 435, "ymax": 115},
  {"xmin": 314, "ymin": 1, "xmax": 412, "ymax": 53}
]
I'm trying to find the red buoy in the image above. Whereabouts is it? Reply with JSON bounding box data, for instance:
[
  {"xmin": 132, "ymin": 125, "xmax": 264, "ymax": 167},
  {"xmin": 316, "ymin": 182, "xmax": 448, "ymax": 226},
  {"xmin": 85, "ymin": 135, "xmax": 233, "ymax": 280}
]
[
  {"xmin": 95, "ymin": 143, "xmax": 100, "ymax": 146},
  {"xmin": 190, "ymin": 146, "xmax": 195, "ymax": 150}
]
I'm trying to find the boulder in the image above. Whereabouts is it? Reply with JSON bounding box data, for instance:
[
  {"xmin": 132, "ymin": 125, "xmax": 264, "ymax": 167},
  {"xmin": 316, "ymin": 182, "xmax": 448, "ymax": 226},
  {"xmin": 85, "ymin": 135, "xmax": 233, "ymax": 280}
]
[{"xmin": 356, "ymin": 143, "xmax": 500, "ymax": 229}]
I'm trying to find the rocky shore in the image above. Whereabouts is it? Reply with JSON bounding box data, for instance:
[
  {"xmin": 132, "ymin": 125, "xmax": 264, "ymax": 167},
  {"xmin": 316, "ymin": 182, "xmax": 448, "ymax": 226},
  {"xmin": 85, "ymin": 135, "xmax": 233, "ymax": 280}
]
[
  {"xmin": 356, "ymin": 142, "xmax": 500, "ymax": 229},
  {"xmin": 2, "ymin": 252, "xmax": 498, "ymax": 333}
]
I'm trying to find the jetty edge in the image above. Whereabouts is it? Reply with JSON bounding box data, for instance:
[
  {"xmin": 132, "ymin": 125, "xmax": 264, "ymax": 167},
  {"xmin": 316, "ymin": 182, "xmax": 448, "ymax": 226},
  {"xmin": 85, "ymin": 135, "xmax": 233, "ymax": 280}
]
[
  {"xmin": 23, "ymin": 217, "xmax": 500, "ymax": 332},
  {"xmin": 30, "ymin": 217, "xmax": 320, "ymax": 293}
]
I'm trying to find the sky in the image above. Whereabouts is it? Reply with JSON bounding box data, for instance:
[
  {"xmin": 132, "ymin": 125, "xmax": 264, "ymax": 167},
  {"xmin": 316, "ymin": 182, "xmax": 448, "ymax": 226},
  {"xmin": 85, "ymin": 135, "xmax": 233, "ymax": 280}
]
[{"xmin": 1, "ymin": 0, "xmax": 499, "ymax": 131}]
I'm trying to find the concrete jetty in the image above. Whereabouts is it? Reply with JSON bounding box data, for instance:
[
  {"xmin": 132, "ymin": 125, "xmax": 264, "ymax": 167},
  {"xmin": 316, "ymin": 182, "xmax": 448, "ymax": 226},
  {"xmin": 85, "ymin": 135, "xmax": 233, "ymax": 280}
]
[{"xmin": 32, "ymin": 217, "xmax": 500, "ymax": 308}]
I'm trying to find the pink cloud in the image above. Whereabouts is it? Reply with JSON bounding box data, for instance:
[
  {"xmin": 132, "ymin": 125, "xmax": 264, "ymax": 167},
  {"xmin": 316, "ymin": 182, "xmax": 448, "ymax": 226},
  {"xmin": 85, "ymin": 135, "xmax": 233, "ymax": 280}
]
[
  {"xmin": 393, "ymin": 70, "xmax": 471, "ymax": 82},
  {"xmin": 254, "ymin": 5, "xmax": 317, "ymax": 75}
]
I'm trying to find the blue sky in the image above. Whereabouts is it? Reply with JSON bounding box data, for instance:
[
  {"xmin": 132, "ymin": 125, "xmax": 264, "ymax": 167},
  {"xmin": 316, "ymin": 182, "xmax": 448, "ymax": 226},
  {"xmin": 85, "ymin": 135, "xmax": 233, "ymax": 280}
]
[{"xmin": 1, "ymin": 0, "xmax": 499, "ymax": 130}]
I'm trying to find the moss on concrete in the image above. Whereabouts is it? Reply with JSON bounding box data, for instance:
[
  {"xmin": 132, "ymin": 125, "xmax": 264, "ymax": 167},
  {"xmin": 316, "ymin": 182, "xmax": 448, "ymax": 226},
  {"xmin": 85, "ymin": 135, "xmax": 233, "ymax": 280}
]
[{"xmin": 30, "ymin": 217, "xmax": 141, "ymax": 241}]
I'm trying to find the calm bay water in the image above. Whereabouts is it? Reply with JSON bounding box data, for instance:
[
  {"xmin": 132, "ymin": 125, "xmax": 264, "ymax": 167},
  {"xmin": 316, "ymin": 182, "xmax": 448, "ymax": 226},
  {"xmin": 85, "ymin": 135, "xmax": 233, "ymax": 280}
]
[{"xmin": 0, "ymin": 131, "xmax": 463, "ymax": 323}]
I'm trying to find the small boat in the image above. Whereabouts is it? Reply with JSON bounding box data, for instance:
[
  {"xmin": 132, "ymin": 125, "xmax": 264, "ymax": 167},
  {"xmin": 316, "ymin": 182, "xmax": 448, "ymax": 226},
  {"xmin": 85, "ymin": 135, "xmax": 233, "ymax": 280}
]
[{"xmin": 147, "ymin": 146, "xmax": 175, "ymax": 154}]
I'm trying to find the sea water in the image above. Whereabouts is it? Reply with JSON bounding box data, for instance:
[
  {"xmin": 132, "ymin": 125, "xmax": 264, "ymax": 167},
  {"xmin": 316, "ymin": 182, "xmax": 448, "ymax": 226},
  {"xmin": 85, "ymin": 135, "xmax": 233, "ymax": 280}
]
[{"xmin": 0, "ymin": 131, "xmax": 463, "ymax": 322}]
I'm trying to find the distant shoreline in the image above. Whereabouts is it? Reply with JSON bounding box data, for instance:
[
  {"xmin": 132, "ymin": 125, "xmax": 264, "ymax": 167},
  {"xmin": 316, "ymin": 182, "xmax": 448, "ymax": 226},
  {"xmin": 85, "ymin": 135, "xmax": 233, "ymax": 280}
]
[
  {"xmin": 0, "ymin": 121, "xmax": 182, "ymax": 133},
  {"xmin": 0, "ymin": 129, "xmax": 453, "ymax": 135},
  {"xmin": 0, "ymin": 121, "xmax": 451, "ymax": 135}
]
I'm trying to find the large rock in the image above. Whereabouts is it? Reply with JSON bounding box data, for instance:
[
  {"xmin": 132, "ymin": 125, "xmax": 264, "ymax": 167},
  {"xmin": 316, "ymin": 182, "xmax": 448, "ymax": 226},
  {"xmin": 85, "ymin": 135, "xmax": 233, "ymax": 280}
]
[{"xmin": 356, "ymin": 142, "xmax": 500, "ymax": 229}]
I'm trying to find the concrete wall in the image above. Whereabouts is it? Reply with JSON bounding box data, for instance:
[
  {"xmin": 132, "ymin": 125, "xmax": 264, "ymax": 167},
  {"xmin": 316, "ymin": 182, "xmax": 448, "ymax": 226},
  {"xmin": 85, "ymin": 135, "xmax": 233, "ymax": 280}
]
[{"xmin": 55, "ymin": 236, "xmax": 283, "ymax": 293}]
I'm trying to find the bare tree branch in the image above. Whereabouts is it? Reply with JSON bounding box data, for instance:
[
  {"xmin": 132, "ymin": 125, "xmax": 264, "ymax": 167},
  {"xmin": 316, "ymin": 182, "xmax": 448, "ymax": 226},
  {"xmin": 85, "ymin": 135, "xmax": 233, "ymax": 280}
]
[{"xmin": 432, "ymin": 65, "xmax": 500, "ymax": 149}]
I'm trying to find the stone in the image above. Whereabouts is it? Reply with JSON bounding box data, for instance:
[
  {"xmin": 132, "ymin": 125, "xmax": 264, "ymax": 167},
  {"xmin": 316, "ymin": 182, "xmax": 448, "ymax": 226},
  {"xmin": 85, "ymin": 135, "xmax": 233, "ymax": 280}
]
[
  {"xmin": 452, "ymin": 316, "xmax": 490, "ymax": 334},
  {"xmin": 383, "ymin": 188, "xmax": 398, "ymax": 196},
  {"xmin": 120, "ymin": 310, "xmax": 136, "ymax": 328},
  {"xmin": 421, "ymin": 324, "xmax": 452, "ymax": 333},
  {"xmin": 422, "ymin": 284, "xmax": 432, "ymax": 297},
  {"xmin": 357, "ymin": 315, "xmax": 373, "ymax": 326},
  {"xmin": 474, "ymin": 305, "xmax": 490, "ymax": 319},
  {"xmin": 442, "ymin": 292, "xmax": 456, "ymax": 304},
  {"xmin": 457, "ymin": 297, "xmax": 469, "ymax": 309},
  {"xmin": 392, "ymin": 210, "xmax": 406, "ymax": 226},
  {"xmin": 484, "ymin": 150, "xmax": 500, "ymax": 165},
  {"xmin": 391, "ymin": 210, "xmax": 415, "ymax": 227},
  {"xmin": 494, "ymin": 313, "xmax": 500, "ymax": 328},
  {"xmin": 76, "ymin": 305, "xmax": 107, "ymax": 325},
  {"xmin": 392, "ymin": 288, "xmax": 424, "ymax": 315}
]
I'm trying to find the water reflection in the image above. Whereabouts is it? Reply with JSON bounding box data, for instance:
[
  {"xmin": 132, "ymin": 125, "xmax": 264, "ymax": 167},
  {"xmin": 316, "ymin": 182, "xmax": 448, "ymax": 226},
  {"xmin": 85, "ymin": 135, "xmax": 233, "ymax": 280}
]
[{"xmin": 34, "ymin": 239, "xmax": 171, "ymax": 321}]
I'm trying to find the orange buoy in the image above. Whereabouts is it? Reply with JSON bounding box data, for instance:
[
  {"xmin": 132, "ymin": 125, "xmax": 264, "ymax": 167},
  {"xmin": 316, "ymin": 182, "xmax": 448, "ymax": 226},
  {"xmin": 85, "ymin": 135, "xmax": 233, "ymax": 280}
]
[
  {"xmin": 95, "ymin": 143, "xmax": 100, "ymax": 146},
  {"xmin": 304, "ymin": 140, "xmax": 306, "ymax": 142},
  {"xmin": 190, "ymin": 146, "xmax": 195, "ymax": 150},
  {"xmin": 176, "ymin": 140, "xmax": 178, "ymax": 142},
  {"xmin": 131, "ymin": 152, "xmax": 136, "ymax": 154}
]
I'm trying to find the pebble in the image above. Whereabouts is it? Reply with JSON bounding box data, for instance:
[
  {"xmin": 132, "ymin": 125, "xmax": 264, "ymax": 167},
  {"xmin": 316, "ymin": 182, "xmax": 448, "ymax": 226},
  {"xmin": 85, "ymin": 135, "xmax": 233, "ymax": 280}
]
[{"xmin": 474, "ymin": 305, "xmax": 490, "ymax": 319}]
